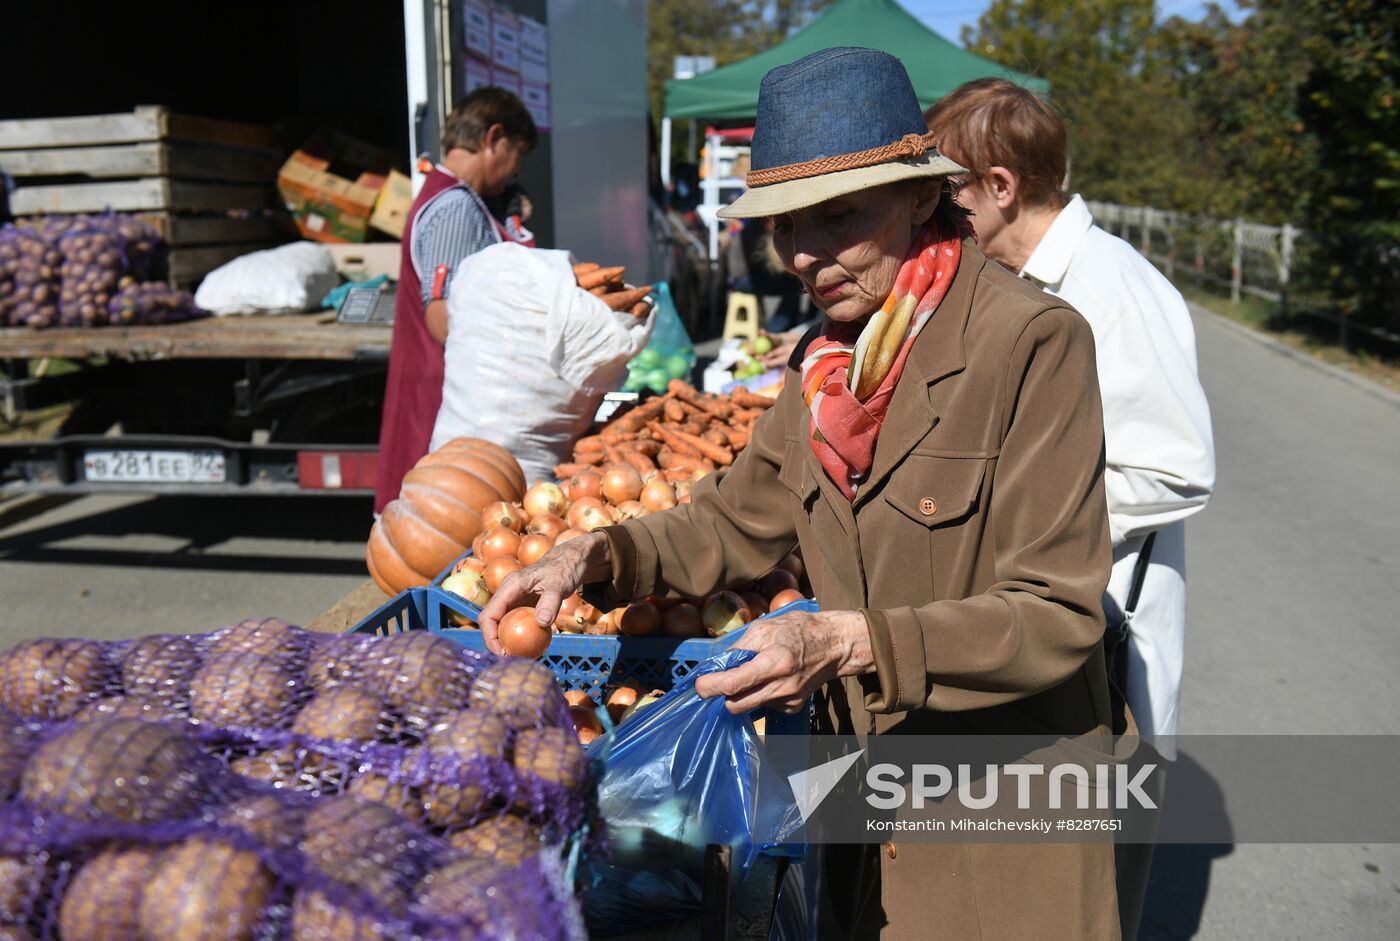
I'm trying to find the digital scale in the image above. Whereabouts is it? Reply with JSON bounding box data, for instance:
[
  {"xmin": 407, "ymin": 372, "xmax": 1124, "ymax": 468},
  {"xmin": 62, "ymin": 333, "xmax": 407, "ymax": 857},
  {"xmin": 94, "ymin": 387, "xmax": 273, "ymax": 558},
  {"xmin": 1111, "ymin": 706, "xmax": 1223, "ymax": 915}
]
[{"xmin": 336, "ymin": 284, "xmax": 397, "ymax": 325}]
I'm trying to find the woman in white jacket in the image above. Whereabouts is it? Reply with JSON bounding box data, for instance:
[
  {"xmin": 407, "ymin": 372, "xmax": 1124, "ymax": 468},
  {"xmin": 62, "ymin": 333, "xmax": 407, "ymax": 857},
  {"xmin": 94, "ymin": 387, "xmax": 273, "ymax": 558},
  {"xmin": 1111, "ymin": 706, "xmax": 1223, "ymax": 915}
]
[{"xmin": 927, "ymin": 79, "xmax": 1216, "ymax": 941}]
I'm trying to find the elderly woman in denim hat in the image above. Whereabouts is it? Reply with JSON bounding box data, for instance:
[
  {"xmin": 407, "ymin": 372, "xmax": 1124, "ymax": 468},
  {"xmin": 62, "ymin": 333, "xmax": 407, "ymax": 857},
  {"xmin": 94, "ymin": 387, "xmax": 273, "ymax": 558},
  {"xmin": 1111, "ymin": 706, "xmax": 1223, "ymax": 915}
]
[{"xmin": 483, "ymin": 49, "xmax": 1120, "ymax": 938}]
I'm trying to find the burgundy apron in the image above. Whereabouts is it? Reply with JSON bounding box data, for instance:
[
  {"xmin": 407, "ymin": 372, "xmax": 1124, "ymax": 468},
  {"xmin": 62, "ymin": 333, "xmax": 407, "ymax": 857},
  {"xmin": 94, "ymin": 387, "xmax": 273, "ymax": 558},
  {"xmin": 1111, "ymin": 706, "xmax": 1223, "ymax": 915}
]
[{"xmin": 374, "ymin": 167, "xmax": 506, "ymax": 512}]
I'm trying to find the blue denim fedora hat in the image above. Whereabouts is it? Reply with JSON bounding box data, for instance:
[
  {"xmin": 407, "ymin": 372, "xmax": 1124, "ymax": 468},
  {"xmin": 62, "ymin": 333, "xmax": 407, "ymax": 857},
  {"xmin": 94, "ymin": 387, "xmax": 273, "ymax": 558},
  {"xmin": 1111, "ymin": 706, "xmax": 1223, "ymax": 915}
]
[{"xmin": 719, "ymin": 47, "xmax": 966, "ymax": 219}]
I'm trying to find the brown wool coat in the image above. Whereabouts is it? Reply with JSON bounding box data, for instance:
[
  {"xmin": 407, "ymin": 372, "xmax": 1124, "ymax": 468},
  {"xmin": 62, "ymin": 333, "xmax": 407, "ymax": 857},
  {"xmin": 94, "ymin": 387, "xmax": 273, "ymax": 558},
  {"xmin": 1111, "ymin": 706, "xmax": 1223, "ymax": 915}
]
[{"xmin": 598, "ymin": 242, "xmax": 1122, "ymax": 940}]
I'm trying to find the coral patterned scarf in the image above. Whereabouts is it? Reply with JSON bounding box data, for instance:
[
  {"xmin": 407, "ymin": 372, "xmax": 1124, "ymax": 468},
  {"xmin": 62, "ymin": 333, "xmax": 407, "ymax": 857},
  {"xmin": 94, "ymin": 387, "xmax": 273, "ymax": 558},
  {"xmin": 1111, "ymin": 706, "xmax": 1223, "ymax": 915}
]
[{"xmin": 799, "ymin": 218, "xmax": 968, "ymax": 499}]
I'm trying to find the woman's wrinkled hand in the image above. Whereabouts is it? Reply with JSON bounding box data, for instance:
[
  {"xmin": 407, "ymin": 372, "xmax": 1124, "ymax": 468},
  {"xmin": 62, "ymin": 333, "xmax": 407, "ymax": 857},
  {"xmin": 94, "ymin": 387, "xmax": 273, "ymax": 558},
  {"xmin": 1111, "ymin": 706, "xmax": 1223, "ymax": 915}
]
[
  {"xmin": 478, "ymin": 531, "xmax": 611, "ymax": 655},
  {"xmin": 693, "ymin": 609, "xmax": 874, "ymax": 714}
]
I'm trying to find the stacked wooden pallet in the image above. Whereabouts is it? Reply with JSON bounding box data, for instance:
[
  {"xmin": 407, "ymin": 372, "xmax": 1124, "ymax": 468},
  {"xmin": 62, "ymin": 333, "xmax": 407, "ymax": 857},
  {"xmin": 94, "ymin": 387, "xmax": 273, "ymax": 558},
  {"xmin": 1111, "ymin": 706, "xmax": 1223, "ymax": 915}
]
[{"xmin": 0, "ymin": 106, "xmax": 286, "ymax": 286}]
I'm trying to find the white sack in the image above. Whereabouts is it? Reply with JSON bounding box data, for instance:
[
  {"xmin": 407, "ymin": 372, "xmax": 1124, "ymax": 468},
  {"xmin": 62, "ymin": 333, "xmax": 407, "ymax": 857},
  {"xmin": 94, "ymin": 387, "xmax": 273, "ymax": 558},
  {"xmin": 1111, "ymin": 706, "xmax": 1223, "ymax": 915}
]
[
  {"xmin": 432, "ymin": 243, "xmax": 654, "ymax": 485},
  {"xmin": 193, "ymin": 242, "xmax": 340, "ymax": 316}
]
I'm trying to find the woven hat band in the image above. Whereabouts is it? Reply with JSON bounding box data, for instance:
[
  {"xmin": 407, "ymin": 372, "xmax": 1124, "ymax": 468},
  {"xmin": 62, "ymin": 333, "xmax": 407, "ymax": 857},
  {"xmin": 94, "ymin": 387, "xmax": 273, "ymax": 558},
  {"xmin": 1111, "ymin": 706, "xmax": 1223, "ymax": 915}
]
[{"xmin": 745, "ymin": 132, "xmax": 942, "ymax": 188}]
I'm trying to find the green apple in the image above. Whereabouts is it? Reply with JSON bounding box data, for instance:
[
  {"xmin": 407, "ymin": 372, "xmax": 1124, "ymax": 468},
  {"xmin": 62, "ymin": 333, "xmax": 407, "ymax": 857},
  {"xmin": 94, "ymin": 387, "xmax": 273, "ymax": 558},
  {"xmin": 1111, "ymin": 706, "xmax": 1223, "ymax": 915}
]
[
  {"xmin": 751, "ymin": 335, "xmax": 774, "ymax": 355},
  {"xmin": 664, "ymin": 354, "xmax": 691, "ymax": 378}
]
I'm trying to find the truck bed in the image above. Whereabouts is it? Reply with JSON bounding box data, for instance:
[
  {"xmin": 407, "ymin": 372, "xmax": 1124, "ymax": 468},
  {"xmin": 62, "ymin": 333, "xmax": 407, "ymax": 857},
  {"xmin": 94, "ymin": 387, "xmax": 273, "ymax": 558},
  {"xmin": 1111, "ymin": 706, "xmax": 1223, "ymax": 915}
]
[{"xmin": 0, "ymin": 312, "xmax": 390, "ymax": 362}]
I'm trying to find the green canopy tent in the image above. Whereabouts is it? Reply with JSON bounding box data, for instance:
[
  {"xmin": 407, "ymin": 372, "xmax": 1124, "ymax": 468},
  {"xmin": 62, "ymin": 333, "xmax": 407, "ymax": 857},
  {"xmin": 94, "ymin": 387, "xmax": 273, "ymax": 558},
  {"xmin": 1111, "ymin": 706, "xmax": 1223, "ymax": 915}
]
[{"xmin": 663, "ymin": 0, "xmax": 1048, "ymax": 122}]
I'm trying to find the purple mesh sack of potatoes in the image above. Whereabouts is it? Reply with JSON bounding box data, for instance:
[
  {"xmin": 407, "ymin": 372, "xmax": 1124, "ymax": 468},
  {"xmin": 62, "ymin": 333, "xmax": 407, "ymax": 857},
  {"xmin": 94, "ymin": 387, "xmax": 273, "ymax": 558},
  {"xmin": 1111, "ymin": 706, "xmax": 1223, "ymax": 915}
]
[
  {"xmin": 0, "ymin": 226, "xmax": 62, "ymax": 329},
  {"xmin": 50, "ymin": 214, "xmax": 160, "ymax": 328},
  {"xmin": 0, "ymin": 620, "xmax": 592, "ymax": 940},
  {"xmin": 107, "ymin": 282, "xmax": 208, "ymax": 326}
]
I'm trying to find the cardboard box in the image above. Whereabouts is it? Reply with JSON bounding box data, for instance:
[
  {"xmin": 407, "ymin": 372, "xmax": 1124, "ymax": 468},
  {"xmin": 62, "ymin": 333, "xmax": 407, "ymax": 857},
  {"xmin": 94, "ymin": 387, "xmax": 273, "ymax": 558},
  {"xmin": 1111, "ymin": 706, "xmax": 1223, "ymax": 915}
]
[
  {"xmin": 276, "ymin": 130, "xmax": 402, "ymax": 243},
  {"xmin": 326, "ymin": 243, "xmax": 402, "ymax": 282},
  {"xmin": 370, "ymin": 169, "xmax": 412, "ymax": 239}
]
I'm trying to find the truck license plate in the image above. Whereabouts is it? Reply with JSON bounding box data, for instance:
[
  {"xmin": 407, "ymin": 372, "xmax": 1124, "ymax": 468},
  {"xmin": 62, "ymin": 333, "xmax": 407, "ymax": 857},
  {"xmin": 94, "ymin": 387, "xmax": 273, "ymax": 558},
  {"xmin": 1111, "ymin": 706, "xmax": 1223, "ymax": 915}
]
[{"xmin": 83, "ymin": 450, "xmax": 227, "ymax": 484}]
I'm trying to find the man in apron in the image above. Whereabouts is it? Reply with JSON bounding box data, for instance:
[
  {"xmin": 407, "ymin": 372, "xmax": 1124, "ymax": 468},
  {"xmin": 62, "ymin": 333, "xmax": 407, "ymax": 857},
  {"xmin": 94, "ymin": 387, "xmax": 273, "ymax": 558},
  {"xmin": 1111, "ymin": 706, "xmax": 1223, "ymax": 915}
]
[{"xmin": 374, "ymin": 88, "xmax": 537, "ymax": 513}]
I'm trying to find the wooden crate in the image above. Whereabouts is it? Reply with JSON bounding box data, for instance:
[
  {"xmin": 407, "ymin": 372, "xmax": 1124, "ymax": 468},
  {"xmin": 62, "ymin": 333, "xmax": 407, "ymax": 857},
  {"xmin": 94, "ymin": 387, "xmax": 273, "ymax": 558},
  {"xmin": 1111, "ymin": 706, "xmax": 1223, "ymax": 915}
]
[
  {"xmin": 2, "ymin": 107, "xmax": 286, "ymax": 284},
  {"xmin": 166, "ymin": 243, "xmax": 278, "ymax": 286},
  {"xmin": 0, "ymin": 142, "xmax": 282, "ymax": 183},
  {"xmin": 0, "ymin": 106, "xmax": 279, "ymax": 151},
  {"xmin": 140, "ymin": 213, "xmax": 285, "ymax": 248},
  {"xmin": 8, "ymin": 179, "xmax": 273, "ymax": 216}
]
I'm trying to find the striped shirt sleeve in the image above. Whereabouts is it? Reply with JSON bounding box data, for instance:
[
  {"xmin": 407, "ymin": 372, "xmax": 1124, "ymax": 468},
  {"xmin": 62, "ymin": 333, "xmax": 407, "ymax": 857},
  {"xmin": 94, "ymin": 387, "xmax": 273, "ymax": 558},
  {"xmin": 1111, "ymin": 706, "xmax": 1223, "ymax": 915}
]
[{"xmin": 411, "ymin": 188, "xmax": 498, "ymax": 309}]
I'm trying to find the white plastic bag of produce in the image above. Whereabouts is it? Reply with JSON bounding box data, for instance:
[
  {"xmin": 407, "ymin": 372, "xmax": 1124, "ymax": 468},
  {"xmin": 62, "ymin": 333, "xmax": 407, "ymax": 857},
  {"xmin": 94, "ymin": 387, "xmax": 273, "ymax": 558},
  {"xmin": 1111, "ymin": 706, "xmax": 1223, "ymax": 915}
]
[
  {"xmin": 193, "ymin": 242, "xmax": 340, "ymax": 316},
  {"xmin": 432, "ymin": 242, "xmax": 654, "ymax": 484}
]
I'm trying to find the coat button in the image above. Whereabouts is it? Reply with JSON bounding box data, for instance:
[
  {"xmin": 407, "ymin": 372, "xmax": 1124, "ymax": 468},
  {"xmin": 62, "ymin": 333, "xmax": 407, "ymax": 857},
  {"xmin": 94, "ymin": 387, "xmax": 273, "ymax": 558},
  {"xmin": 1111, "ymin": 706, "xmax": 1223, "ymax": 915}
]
[
  {"xmin": 884, "ymin": 841, "xmax": 898, "ymax": 860},
  {"xmin": 918, "ymin": 497, "xmax": 938, "ymax": 516}
]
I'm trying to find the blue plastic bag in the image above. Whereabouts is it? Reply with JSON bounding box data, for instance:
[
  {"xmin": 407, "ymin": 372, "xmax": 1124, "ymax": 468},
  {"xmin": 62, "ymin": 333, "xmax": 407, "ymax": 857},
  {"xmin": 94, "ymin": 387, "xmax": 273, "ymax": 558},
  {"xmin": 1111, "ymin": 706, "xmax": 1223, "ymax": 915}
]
[
  {"xmin": 624, "ymin": 281, "xmax": 695, "ymax": 393},
  {"xmin": 581, "ymin": 648, "xmax": 805, "ymax": 934}
]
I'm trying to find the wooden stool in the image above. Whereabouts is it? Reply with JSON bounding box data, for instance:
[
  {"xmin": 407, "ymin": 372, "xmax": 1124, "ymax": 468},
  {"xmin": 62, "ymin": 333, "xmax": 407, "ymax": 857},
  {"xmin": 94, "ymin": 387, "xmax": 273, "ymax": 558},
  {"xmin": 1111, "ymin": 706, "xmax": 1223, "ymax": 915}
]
[{"xmin": 722, "ymin": 291, "xmax": 762, "ymax": 341}]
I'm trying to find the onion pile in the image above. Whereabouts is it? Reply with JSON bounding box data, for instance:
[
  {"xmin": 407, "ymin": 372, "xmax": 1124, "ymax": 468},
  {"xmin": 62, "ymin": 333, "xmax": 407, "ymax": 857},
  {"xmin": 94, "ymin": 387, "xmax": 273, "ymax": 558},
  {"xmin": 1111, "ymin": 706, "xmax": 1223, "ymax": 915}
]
[{"xmin": 437, "ymin": 466, "xmax": 810, "ymax": 648}]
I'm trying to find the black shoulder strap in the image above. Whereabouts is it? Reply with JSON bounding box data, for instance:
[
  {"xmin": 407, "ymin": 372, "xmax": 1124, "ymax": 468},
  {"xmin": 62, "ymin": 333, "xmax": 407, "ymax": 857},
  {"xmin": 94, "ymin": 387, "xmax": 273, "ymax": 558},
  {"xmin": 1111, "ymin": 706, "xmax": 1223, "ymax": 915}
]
[
  {"xmin": 1124, "ymin": 531, "xmax": 1157, "ymax": 616},
  {"xmin": 786, "ymin": 320, "xmax": 828, "ymax": 371}
]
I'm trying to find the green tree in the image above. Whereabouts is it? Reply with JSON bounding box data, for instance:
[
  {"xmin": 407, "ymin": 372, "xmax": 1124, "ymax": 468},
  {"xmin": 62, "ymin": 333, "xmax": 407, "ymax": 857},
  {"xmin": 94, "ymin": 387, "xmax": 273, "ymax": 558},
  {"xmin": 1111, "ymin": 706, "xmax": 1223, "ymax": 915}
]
[
  {"xmin": 963, "ymin": 0, "xmax": 1207, "ymax": 210},
  {"xmin": 966, "ymin": 0, "xmax": 1399, "ymax": 334},
  {"xmin": 1290, "ymin": 0, "xmax": 1400, "ymax": 329},
  {"xmin": 1153, "ymin": 2, "xmax": 1316, "ymax": 221}
]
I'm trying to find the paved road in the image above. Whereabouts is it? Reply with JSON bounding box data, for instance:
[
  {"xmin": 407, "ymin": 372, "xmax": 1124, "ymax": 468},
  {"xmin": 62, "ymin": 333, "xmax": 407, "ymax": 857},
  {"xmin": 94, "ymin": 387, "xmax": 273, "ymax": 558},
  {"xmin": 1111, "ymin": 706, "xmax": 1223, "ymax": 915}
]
[
  {"xmin": 1139, "ymin": 308, "xmax": 1400, "ymax": 940},
  {"xmin": 0, "ymin": 493, "xmax": 371, "ymax": 643},
  {"xmin": 1, "ymin": 308, "xmax": 1397, "ymax": 939}
]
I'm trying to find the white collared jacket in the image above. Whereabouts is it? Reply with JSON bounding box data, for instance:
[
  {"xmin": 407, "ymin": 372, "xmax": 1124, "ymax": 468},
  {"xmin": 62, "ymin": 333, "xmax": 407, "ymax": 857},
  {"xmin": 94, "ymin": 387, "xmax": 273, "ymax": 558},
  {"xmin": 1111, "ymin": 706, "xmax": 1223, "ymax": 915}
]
[{"xmin": 1020, "ymin": 195, "xmax": 1216, "ymax": 749}]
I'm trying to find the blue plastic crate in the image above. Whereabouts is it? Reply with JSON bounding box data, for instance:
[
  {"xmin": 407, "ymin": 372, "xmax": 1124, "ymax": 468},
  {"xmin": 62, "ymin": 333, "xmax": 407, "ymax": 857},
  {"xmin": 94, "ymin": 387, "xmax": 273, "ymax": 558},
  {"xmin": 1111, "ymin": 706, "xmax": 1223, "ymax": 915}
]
[
  {"xmin": 349, "ymin": 588, "xmax": 430, "ymax": 636},
  {"xmin": 425, "ymin": 586, "xmax": 819, "ymax": 705}
]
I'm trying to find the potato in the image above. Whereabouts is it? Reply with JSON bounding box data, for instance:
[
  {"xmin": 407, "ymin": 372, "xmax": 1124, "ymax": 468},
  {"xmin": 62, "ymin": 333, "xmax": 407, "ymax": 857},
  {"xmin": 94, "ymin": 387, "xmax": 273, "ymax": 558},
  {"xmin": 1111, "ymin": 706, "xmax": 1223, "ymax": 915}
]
[
  {"xmin": 347, "ymin": 753, "xmax": 424, "ymax": 823},
  {"xmin": 20, "ymin": 717, "xmax": 209, "ymax": 823},
  {"xmin": 228, "ymin": 748, "xmax": 301, "ymax": 789},
  {"xmin": 373, "ymin": 632, "xmax": 471, "ymax": 723},
  {"xmin": 290, "ymin": 889, "xmax": 394, "ymax": 941},
  {"xmin": 293, "ymin": 688, "xmax": 389, "ymax": 745},
  {"xmin": 422, "ymin": 709, "xmax": 509, "ymax": 827},
  {"xmin": 292, "ymin": 688, "xmax": 391, "ymax": 775},
  {"xmin": 304, "ymin": 635, "xmax": 375, "ymax": 692},
  {"xmin": 207, "ymin": 617, "xmax": 300, "ymax": 660},
  {"xmin": 0, "ymin": 923, "xmax": 37, "ymax": 941},
  {"xmin": 0, "ymin": 637, "xmax": 110, "ymax": 719},
  {"xmin": 300, "ymin": 797, "xmax": 419, "ymax": 910},
  {"xmin": 121, "ymin": 634, "xmax": 199, "ymax": 705},
  {"xmin": 138, "ymin": 839, "xmax": 273, "ymax": 941},
  {"xmin": 58, "ymin": 845, "xmax": 161, "ymax": 941},
  {"xmin": 414, "ymin": 856, "xmax": 515, "ymax": 934},
  {"xmin": 0, "ymin": 855, "xmax": 46, "ymax": 924},
  {"xmin": 72, "ymin": 694, "xmax": 175, "ymax": 724},
  {"xmin": 217, "ymin": 795, "xmax": 304, "ymax": 851},
  {"xmin": 0, "ymin": 721, "xmax": 35, "ymax": 801},
  {"xmin": 514, "ymin": 726, "xmax": 586, "ymax": 792},
  {"xmin": 190, "ymin": 653, "xmax": 296, "ymax": 728},
  {"xmin": 468, "ymin": 658, "xmax": 564, "ymax": 730},
  {"xmin": 446, "ymin": 812, "xmax": 542, "ymax": 866}
]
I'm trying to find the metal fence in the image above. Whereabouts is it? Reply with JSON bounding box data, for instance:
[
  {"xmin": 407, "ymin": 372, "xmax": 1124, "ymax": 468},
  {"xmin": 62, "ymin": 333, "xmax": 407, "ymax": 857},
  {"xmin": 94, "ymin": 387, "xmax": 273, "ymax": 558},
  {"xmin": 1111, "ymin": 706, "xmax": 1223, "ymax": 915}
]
[{"xmin": 1085, "ymin": 201, "xmax": 1400, "ymax": 349}]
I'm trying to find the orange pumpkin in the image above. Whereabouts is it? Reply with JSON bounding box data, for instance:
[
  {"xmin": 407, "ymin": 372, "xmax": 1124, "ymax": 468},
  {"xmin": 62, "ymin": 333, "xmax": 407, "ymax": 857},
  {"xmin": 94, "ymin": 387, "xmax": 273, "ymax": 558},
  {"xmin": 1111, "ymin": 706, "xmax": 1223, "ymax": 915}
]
[
  {"xmin": 432, "ymin": 437, "xmax": 527, "ymax": 497},
  {"xmin": 366, "ymin": 440, "xmax": 525, "ymax": 596}
]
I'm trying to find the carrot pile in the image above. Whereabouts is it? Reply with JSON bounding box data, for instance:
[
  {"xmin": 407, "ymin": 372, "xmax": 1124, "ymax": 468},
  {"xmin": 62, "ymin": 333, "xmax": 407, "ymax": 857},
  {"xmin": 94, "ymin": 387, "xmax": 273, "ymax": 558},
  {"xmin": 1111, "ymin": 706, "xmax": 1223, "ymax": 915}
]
[
  {"xmin": 573, "ymin": 261, "xmax": 654, "ymax": 317},
  {"xmin": 554, "ymin": 379, "xmax": 775, "ymax": 492}
]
